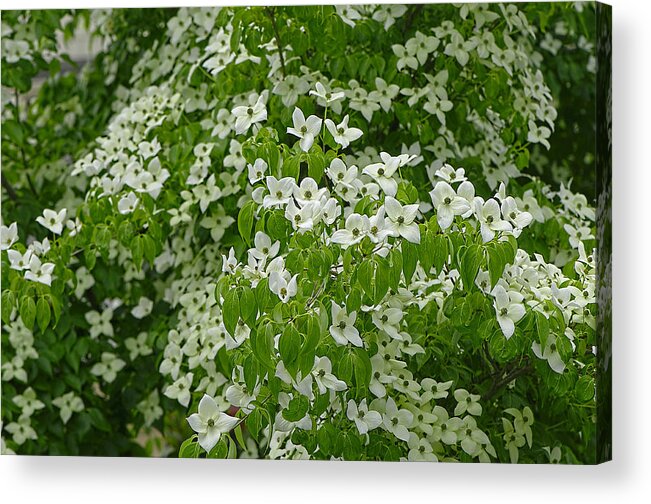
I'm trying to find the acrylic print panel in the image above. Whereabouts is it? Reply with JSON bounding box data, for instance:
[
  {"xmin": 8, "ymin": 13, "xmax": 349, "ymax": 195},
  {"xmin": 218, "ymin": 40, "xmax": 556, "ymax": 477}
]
[{"xmin": 0, "ymin": 2, "xmax": 611, "ymax": 463}]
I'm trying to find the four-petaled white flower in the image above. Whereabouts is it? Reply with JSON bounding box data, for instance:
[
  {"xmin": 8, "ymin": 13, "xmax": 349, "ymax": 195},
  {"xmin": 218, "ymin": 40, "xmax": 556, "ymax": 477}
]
[
  {"xmin": 263, "ymin": 176, "xmax": 295, "ymax": 208},
  {"xmin": 0, "ymin": 222, "xmax": 18, "ymax": 250},
  {"xmin": 430, "ymin": 181, "xmax": 470, "ymax": 229},
  {"xmin": 347, "ymin": 399, "xmax": 382, "ymax": 435},
  {"xmin": 36, "ymin": 208, "xmax": 67, "ymax": 235},
  {"xmin": 492, "ymin": 285, "xmax": 526, "ymax": 339},
  {"xmin": 269, "ymin": 270, "xmax": 298, "ymax": 303},
  {"xmin": 363, "ymin": 152, "xmax": 400, "ymax": 196},
  {"xmin": 325, "ymin": 115, "xmax": 363, "ymax": 148},
  {"xmin": 24, "ymin": 255, "xmax": 55, "ymax": 286},
  {"xmin": 309, "ymin": 82, "xmax": 345, "ymax": 105},
  {"xmin": 232, "ymin": 95, "xmax": 267, "ymax": 135},
  {"xmin": 474, "ymin": 198, "xmax": 513, "ymax": 243},
  {"xmin": 453, "ymin": 388, "xmax": 483, "ymax": 416},
  {"xmin": 532, "ymin": 333, "xmax": 566, "ymax": 374},
  {"xmin": 52, "ymin": 392, "xmax": 84, "ymax": 424},
  {"xmin": 187, "ymin": 394, "xmax": 239, "ymax": 452},
  {"xmin": 384, "ymin": 196, "xmax": 420, "ymax": 244},
  {"xmin": 382, "ymin": 397, "xmax": 414, "ymax": 442},
  {"xmin": 329, "ymin": 301, "xmax": 362, "ymax": 347},
  {"xmin": 247, "ymin": 158, "xmax": 268, "ymax": 184},
  {"xmin": 330, "ymin": 213, "xmax": 369, "ymax": 248},
  {"xmin": 287, "ymin": 107, "xmax": 322, "ymax": 152},
  {"xmin": 164, "ymin": 371, "xmax": 194, "ymax": 407},
  {"xmin": 118, "ymin": 192, "xmax": 139, "ymax": 214},
  {"xmin": 91, "ymin": 352, "xmax": 126, "ymax": 383}
]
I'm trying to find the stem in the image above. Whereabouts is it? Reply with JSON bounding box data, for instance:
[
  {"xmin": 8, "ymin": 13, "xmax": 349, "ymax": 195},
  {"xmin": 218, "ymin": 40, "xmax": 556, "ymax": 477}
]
[
  {"xmin": 265, "ymin": 7, "xmax": 286, "ymax": 78},
  {"xmin": 1, "ymin": 174, "xmax": 18, "ymax": 201},
  {"xmin": 13, "ymin": 88, "xmax": 38, "ymax": 198},
  {"xmin": 485, "ymin": 361, "xmax": 532, "ymax": 401}
]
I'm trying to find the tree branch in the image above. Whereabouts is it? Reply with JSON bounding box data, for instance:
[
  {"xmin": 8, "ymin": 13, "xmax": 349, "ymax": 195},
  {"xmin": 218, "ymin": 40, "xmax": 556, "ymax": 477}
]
[
  {"xmin": 485, "ymin": 361, "xmax": 533, "ymax": 401},
  {"xmin": 1, "ymin": 174, "xmax": 18, "ymax": 201},
  {"xmin": 265, "ymin": 7, "xmax": 286, "ymax": 78}
]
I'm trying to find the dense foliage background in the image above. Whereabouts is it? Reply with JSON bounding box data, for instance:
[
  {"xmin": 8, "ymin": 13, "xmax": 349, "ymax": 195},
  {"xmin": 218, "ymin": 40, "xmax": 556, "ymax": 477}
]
[{"xmin": 1, "ymin": 3, "xmax": 606, "ymax": 463}]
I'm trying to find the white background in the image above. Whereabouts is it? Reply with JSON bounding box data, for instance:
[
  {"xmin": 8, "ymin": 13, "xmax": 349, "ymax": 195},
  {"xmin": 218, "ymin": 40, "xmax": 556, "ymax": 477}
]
[{"xmin": 1, "ymin": 0, "xmax": 649, "ymax": 502}]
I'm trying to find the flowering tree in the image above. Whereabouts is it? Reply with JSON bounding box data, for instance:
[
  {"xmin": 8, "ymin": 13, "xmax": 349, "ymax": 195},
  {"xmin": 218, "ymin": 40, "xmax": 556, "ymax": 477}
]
[{"xmin": 1, "ymin": 3, "xmax": 609, "ymax": 463}]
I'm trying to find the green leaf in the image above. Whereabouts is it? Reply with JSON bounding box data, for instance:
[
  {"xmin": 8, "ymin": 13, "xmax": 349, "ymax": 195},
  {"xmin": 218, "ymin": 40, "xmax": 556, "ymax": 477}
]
[
  {"xmin": 179, "ymin": 437, "xmax": 201, "ymax": 458},
  {"xmin": 36, "ymin": 297, "xmax": 51, "ymax": 333},
  {"xmin": 357, "ymin": 260, "xmax": 374, "ymax": 300},
  {"xmin": 307, "ymin": 151, "xmax": 326, "ymax": 182},
  {"xmin": 401, "ymin": 241, "xmax": 418, "ymax": 283},
  {"xmin": 1, "ymin": 290, "xmax": 15, "ymax": 325},
  {"xmin": 536, "ymin": 311, "xmax": 550, "ymax": 349},
  {"xmin": 239, "ymin": 286, "xmax": 258, "ymax": 326},
  {"xmin": 432, "ymin": 234, "xmax": 448, "ymax": 274},
  {"xmin": 374, "ymin": 258, "xmax": 390, "ymax": 304},
  {"xmin": 279, "ymin": 323, "xmax": 301, "ymax": 366},
  {"xmin": 283, "ymin": 155, "xmax": 301, "ymax": 180},
  {"xmin": 487, "ymin": 243, "xmax": 507, "ymax": 288},
  {"xmin": 251, "ymin": 324, "xmax": 276, "ymax": 369},
  {"xmin": 19, "ymin": 296, "xmax": 36, "ymax": 330},
  {"xmin": 88, "ymin": 408, "xmax": 111, "ymax": 432},
  {"xmin": 575, "ymin": 376, "xmax": 595, "ymax": 403},
  {"xmin": 282, "ymin": 395, "xmax": 309, "ymax": 422},
  {"xmin": 460, "ymin": 244, "xmax": 482, "ymax": 291},
  {"xmin": 142, "ymin": 234, "xmax": 157, "ymax": 265},
  {"xmin": 222, "ymin": 289, "xmax": 240, "ymax": 337},
  {"xmin": 238, "ymin": 200, "xmax": 256, "ymax": 246},
  {"xmin": 130, "ymin": 235, "xmax": 143, "ymax": 271}
]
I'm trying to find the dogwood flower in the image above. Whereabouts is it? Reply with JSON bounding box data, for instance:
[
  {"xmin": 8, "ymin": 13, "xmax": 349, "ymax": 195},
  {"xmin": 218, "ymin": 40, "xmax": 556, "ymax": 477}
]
[
  {"xmin": 272, "ymin": 75, "xmax": 310, "ymax": 107},
  {"xmin": 384, "ymin": 196, "xmax": 420, "ymax": 243},
  {"xmin": 1, "ymin": 222, "xmax": 18, "ymax": 250},
  {"xmin": 13, "ymin": 387, "xmax": 45, "ymax": 417},
  {"xmin": 527, "ymin": 120, "xmax": 551, "ymax": 149},
  {"xmin": 118, "ymin": 192, "xmax": 139, "ymax": 214},
  {"xmin": 52, "ymin": 392, "xmax": 84, "ymax": 424},
  {"xmin": 435, "ymin": 164, "xmax": 467, "ymax": 184},
  {"xmin": 532, "ymin": 333, "xmax": 566, "ymax": 374},
  {"xmin": 372, "ymin": 306, "xmax": 403, "ymax": 340},
  {"xmin": 285, "ymin": 200, "xmax": 318, "ymax": 232},
  {"xmin": 287, "ymin": 107, "xmax": 322, "ymax": 152},
  {"xmin": 311, "ymin": 356, "xmax": 347, "ymax": 395},
  {"xmin": 36, "ymin": 208, "xmax": 67, "ymax": 235},
  {"xmin": 232, "ymin": 94, "xmax": 267, "ymax": 135},
  {"xmin": 164, "ymin": 371, "xmax": 194, "ymax": 407},
  {"xmin": 247, "ymin": 158, "xmax": 268, "ymax": 184},
  {"xmin": 329, "ymin": 301, "xmax": 362, "ymax": 347},
  {"xmin": 187, "ymin": 394, "xmax": 239, "ymax": 452},
  {"xmin": 501, "ymin": 196, "xmax": 533, "ymax": 231},
  {"xmin": 131, "ymin": 296, "xmax": 153, "ymax": 319},
  {"xmin": 330, "ymin": 213, "xmax": 369, "ymax": 248},
  {"xmin": 325, "ymin": 115, "xmax": 363, "ymax": 148},
  {"xmin": 91, "ymin": 352, "xmax": 126, "ymax": 383},
  {"xmin": 7, "ymin": 249, "xmax": 32, "ymax": 271},
  {"xmin": 5, "ymin": 415, "xmax": 37, "ymax": 445},
  {"xmin": 429, "ymin": 181, "xmax": 471, "ymax": 229},
  {"xmin": 347, "ymin": 399, "xmax": 382, "ymax": 435},
  {"xmin": 502, "ymin": 417, "xmax": 526, "ymax": 463},
  {"xmin": 382, "ymin": 397, "xmax": 413, "ymax": 442},
  {"xmin": 125, "ymin": 332, "xmax": 152, "ymax": 360},
  {"xmin": 24, "ymin": 255, "xmax": 55, "ymax": 286},
  {"xmin": 250, "ymin": 231, "xmax": 280, "ymax": 261},
  {"xmin": 492, "ymin": 285, "xmax": 526, "ymax": 338},
  {"xmin": 474, "ymin": 198, "xmax": 513, "ymax": 242},
  {"xmin": 85, "ymin": 308, "xmax": 114, "ymax": 339},
  {"xmin": 453, "ymin": 388, "xmax": 482, "ymax": 416},
  {"xmin": 309, "ymin": 81, "xmax": 345, "ymax": 105},
  {"xmin": 269, "ymin": 270, "xmax": 298, "ymax": 303},
  {"xmin": 263, "ymin": 176, "xmax": 296, "ymax": 208},
  {"xmin": 407, "ymin": 433, "xmax": 438, "ymax": 462}
]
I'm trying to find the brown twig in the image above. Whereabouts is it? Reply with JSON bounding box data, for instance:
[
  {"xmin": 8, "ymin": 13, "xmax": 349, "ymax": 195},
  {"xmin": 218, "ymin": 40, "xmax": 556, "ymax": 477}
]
[
  {"xmin": 1, "ymin": 174, "xmax": 18, "ymax": 201},
  {"xmin": 485, "ymin": 361, "xmax": 533, "ymax": 401}
]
